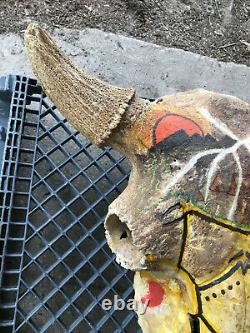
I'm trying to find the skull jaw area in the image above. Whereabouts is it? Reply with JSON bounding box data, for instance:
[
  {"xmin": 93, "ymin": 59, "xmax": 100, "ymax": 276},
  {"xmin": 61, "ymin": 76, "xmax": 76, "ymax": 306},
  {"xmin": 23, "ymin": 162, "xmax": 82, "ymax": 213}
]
[{"xmin": 105, "ymin": 212, "xmax": 148, "ymax": 271}]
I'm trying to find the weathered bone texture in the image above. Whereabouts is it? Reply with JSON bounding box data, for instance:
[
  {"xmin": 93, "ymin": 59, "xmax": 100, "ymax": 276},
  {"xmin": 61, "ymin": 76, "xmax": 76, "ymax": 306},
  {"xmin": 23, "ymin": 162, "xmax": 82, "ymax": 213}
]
[{"xmin": 25, "ymin": 24, "xmax": 249, "ymax": 333}]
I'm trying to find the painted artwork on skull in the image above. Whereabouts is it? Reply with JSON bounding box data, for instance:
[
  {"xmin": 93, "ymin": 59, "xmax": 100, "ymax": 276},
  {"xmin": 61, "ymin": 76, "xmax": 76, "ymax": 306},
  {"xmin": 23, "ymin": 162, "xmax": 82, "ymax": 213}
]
[
  {"xmin": 24, "ymin": 25, "xmax": 249, "ymax": 333},
  {"xmin": 129, "ymin": 94, "xmax": 250, "ymax": 333}
]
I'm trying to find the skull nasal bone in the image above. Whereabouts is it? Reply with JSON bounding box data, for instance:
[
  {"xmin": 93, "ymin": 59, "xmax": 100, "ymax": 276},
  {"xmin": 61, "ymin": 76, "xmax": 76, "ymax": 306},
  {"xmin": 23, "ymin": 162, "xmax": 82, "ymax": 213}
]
[
  {"xmin": 105, "ymin": 213, "xmax": 146, "ymax": 270},
  {"xmin": 105, "ymin": 214, "xmax": 132, "ymax": 243}
]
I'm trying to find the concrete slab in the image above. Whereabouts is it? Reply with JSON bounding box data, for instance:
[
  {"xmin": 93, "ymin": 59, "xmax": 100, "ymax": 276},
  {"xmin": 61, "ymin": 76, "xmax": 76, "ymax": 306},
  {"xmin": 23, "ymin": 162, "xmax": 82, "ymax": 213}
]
[{"xmin": 0, "ymin": 27, "xmax": 249, "ymax": 102}]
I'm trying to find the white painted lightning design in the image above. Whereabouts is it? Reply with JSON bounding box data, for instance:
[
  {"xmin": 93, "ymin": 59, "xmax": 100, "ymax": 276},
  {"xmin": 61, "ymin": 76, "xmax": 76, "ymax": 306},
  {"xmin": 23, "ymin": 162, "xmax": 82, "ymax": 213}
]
[{"xmin": 163, "ymin": 106, "xmax": 250, "ymax": 220}]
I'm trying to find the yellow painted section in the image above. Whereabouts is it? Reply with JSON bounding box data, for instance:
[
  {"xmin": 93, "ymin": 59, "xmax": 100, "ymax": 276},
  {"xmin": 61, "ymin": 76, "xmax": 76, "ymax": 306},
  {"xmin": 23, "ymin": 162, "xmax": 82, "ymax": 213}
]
[
  {"xmin": 181, "ymin": 201, "xmax": 250, "ymax": 232},
  {"xmin": 200, "ymin": 269, "xmax": 246, "ymax": 333},
  {"xmin": 135, "ymin": 268, "xmax": 197, "ymax": 333},
  {"xmin": 200, "ymin": 319, "xmax": 214, "ymax": 333}
]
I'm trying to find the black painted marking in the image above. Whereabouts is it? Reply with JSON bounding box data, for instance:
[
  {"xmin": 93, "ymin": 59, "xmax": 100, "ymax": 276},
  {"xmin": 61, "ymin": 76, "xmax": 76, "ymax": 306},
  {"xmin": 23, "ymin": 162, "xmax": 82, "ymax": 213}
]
[
  {"xmin": 242, "ymin": 262, "xmax": 250, "ymax": 275},
  {"xmin": 177, "ymin": 217, "xmax": 188, "ymax": 268},
  {"xmin": 229, "ymin": 250, "xmax": 244, "ymax": 263},
  {"xmin": 180, "ymin": 266, "xmax": 203, "ymax": 315},
  {"xmin": 156, "ymin": 201, "xmax": 248, "ymax": 333},
  {"xmin": 189, "ymin": 315, "xmax": 200, "ymax": 333},
  {"xmin": 189, "ymin": 210, "xmax": 250, "ymax": 235},
  {"xmin": 228, "ymin": 285, "xmax": 233, "ymax": 290},
  {"xmin": 160, "ymin": 208, "xmax": 249, "ymax": 235},
  {"xmin": 152, "ymin": 113, "xmax": 204, "ymax": 147},
  {"xmin": 182, "ymin": 258, "xmax": 247, "ymax": 333},
  {"xmin": 157, "ymin": 202, "xmax": 185, "ymax": 226},
  {"xmin": 199, "ymin": 262, "xmax": 241, "ymax": 291},
  {"xmin": 161, "ymin": 202, "xmax": 182, "ymax": 217},
  {"xmin": 200, "ymin": 316, "xmax": 218, "ymax": 333}
]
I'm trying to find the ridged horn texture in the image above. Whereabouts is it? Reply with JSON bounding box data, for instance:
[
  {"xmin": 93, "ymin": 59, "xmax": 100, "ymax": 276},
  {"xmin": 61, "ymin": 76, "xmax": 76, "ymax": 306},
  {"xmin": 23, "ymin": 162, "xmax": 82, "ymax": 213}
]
[{"xmin": 24, "ymin": 24, "xmax": 136, "ymax": 146}]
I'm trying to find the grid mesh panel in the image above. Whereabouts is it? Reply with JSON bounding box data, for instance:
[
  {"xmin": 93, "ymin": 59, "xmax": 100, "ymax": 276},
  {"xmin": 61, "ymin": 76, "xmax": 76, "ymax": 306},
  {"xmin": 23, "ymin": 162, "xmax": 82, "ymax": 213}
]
[
  {"xmin": 0, "ymin": 76, "xmax": 42, "ymax": 332},
  {"xmin": 0, "ymin": 76, "xmax": 141, "ymax": 333}
]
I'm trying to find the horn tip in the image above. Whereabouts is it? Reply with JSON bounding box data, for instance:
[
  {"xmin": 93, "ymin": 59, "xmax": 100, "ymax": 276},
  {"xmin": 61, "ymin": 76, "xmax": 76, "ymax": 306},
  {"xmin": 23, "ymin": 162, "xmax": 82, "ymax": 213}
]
[{"xmin": 25, "ymin": 23, "xmax": 40, "ymax": 38}]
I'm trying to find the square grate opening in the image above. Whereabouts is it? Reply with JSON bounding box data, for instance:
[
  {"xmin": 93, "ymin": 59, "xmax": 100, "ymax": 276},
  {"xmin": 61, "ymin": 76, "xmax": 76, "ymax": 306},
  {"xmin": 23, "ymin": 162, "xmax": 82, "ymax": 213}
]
[{"xmin": 0, "ymin": 75, "xmax": 141, "ymax": 333}]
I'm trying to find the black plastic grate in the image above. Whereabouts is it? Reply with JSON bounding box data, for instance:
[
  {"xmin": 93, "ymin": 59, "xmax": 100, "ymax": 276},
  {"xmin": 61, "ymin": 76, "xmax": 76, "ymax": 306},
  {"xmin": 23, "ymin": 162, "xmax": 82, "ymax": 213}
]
[
  {"xmin": 0, "ymin": 76, "xmax": 42, "ymax": 331},
  {"xmin": 0, "ymin": 76, "xmax": 141, "ymax": 332}
]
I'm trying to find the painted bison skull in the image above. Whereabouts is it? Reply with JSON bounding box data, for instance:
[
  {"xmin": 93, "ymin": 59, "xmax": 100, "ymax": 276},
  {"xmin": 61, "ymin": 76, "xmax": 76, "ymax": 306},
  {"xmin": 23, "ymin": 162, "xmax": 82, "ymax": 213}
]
[{"xmin": 25, "ymin": 24, "xmax": 249, "ymax": 333}]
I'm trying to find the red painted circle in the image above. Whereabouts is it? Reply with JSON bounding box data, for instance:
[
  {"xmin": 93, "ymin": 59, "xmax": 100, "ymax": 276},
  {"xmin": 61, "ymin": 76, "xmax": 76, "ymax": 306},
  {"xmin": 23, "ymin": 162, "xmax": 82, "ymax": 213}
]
[
  {"xmin": 155, "ymin": 115, "xmax": 203, "ymax": 145},
  {"xmin": 141, "ymin": 280, "xmax": 165, "ymax": 308}
]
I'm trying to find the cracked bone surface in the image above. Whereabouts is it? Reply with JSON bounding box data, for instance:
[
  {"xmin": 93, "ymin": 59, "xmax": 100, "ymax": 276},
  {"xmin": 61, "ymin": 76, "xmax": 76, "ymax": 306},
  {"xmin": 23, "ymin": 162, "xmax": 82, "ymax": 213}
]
[{"xmin": 25, "ymin": 24, "xmax": 250, "ymax": 333}]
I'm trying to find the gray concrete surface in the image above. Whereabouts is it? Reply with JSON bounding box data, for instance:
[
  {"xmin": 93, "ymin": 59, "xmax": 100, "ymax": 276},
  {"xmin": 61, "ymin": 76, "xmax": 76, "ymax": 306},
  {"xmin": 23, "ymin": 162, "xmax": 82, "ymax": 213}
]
[
  {"xmin": 1, "ymin": 0, "xmax": 250, "ymax": 66},
  {"xmin": 0, "ymin": 27, "xmax": 250, "ymax": 102}
]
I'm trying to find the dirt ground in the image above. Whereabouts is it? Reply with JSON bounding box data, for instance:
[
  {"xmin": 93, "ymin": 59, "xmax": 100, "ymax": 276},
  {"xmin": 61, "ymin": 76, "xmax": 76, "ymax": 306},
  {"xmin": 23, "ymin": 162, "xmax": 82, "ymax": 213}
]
[{"xmin": 0, "ymin": 0, "xmax": 249, "ymax": 66}]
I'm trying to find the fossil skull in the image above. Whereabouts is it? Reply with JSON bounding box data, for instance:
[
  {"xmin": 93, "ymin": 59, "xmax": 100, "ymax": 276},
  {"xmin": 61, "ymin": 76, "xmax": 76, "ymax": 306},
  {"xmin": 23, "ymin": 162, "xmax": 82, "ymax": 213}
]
[{"xmin": 25, "ymin": 24, "xmax": 249, "ymax": 333}]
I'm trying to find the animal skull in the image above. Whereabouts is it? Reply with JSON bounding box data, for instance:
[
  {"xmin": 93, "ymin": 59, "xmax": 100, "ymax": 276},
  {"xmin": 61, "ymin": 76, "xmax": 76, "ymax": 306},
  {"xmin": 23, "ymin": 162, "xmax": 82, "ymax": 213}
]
[{"xmin": 25, "ymin": 24, "xmax": 249, "ymax": 333}]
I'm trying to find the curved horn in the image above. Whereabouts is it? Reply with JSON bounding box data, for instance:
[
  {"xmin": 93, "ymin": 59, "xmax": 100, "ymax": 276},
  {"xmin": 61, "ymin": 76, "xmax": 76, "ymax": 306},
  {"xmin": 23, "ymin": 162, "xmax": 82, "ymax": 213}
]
[{"xmin": 24, "ymin": 24, "xmax": 148, "ymax": 148}]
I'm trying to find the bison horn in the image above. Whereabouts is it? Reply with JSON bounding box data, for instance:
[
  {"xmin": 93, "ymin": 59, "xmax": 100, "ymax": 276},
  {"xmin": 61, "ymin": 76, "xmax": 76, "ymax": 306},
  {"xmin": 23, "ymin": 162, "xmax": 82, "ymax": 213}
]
[{"xmin": 24, "ymin": 24, "xmax": 149, "ymax": 149}]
